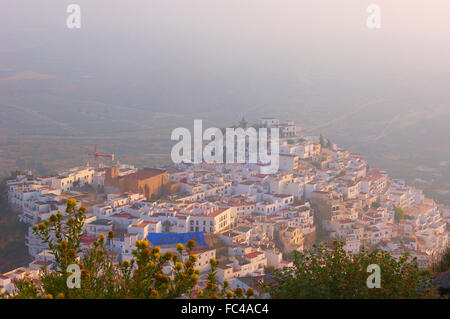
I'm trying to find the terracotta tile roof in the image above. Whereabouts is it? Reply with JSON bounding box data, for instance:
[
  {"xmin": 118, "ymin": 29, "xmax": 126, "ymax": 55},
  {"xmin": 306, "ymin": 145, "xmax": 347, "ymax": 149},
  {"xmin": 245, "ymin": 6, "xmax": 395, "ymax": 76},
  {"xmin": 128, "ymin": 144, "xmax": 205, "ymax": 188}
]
[{"xmin": 244, "ymin": 251, "xmax": 264, "ymax": 259}]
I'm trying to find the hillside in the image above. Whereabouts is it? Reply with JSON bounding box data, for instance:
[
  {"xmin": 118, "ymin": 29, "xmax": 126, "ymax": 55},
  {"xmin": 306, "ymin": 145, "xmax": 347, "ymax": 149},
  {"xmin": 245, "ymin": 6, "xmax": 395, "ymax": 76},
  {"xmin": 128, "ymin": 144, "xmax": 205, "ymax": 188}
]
[{"xmin": 0, "ymin": 173, "xmax": 30, "ymax": 273}]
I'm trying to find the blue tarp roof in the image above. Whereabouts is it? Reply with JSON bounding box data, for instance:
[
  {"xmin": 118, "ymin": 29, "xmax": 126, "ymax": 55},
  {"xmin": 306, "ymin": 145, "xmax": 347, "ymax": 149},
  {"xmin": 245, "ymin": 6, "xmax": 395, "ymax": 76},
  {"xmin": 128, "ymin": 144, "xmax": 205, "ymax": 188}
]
[{"xmin": 146, "ymin": 232, "xmax": 207, "ymax": 247}]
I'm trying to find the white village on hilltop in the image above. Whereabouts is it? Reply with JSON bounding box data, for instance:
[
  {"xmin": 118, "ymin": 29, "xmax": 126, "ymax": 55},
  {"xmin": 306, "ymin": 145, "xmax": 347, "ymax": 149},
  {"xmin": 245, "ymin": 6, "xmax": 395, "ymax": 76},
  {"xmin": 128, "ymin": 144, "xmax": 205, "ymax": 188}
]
[{"xmin": 1, "ymin": 118, "xmax": 449, "ymax": 296}]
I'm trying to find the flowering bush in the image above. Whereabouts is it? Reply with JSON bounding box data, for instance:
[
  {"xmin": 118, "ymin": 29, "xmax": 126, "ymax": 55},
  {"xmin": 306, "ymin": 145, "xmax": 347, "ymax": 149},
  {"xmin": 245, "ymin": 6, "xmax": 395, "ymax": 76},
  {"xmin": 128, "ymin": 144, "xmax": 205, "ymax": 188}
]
[
  {"xmin": 196, "ymin": 257, "xmax": 255, "ymax": 299},
  {"xmin": 9, "ymin": 199, "xmax": 200, "ymax": 299},
  {"xmin": 266, "ymin": 241, "xmax": 438, "ymax": 299}
]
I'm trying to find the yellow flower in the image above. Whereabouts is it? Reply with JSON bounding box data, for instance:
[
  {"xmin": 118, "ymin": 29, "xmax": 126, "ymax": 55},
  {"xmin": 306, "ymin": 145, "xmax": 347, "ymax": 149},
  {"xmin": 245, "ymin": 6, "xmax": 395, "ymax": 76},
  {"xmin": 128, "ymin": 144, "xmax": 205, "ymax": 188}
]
[
  {"xmin": 176, "ymin": 243, "xmax": 184, "ymax": 251},
  {"xmin": 164, "ymin": 252, "xmax": 174, "ymax": 259},
  {"xmin": 226, "ymin": 290, "xmax": 233, "ymax": 298},
  {"xmin": 154, "ymin": 252, "xmax": 161, "ymax": 259},
  {"xmin": 151, "ymin": 289, "xmax": 159, "ymax": 297},
  {"xmin": 108, "ymin": 230, "xmax": 115, "ymax": 240},
  {"xmin": 45, "ymin": 294, "xmax": 53, "ymax": 299},
  {"xmin": 175, "ymin": 262, "xmax": 184, "ymax": 270},
  {"xmin": 67, "ymin": 198, "xmax": 77, "ymax": 206},
  {"xmin": 143, "ymin": 248, "xmax": 151, "ymax": 257},
  {"xmin": 99, "ymin": 233, "xmax": 105, "ymax": 241},
  {"xmin": 56, "ymin": 293, "xmax": 64, "ymax": 299},
  {"xmin": 197, "ymin": 289, "xmax": 204, "ymax": 297},
  {"xmin": 190, "ymin": 254, "xmax": 197, "ymax": 262},
  {"xmin": 246, "ymin": 288, "xmax": 254, "ymax": 297},
  {"xmin": 191, "ymin": 274, "xmax": 199, "ymax": 281},
  {"xmin": 123, "ymin": 259, "xmax": 130, "ymax": 267},
  {"xmin": 153, "ymin": 245, "xmax": 160, "ymax": 252},
  {"xmin": 142, "ymin": 240, "xmax": 149, "ymax": 248},
  {"xmin": 210, "ymin": 258, "xmax": 218, "ymax": 266}
]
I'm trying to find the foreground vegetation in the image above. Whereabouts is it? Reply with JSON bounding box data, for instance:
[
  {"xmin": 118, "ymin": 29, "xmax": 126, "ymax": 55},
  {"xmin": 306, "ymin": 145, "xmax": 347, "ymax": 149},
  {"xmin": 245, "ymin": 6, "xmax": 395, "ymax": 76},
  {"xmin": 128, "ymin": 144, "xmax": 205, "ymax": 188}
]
[
  {"xmin": 267, "ymin": 241, "xmax": 438, "ymax": 298},
  {"xmin": 0, "ymin": 172, "xmax": 29, "ymax": 273},
  {"xmin": 1, "ymin": 200, "xmax": 443, "ymax": 299}
]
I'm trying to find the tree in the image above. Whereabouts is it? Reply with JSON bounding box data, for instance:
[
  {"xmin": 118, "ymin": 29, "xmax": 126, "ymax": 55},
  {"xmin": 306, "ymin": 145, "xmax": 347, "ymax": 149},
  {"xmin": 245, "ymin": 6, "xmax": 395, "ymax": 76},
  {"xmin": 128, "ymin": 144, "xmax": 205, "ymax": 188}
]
[
  {"xmin": 198, "ymin": 258, "xmax": 255, "ymax": 299},
  {"xmin": 0, "ymin": 171, "xmax": 29, "ymax": 272},
  {"xmin": 150, "ymin": 194, "xmax": 160, "ymax": 202},
  {"xmin": 6, "ymin": 200, "xmax": 255, "ymax": 299},
  {"xmin": 319, "ymin": 134, "xmax": 325, "ymax": 148},
  {"xmin": 266, "ymin": 241, "xmax": 437, "ymax": 299},
  {"xmin": 311, "ymin": 161, "xmax": 321, "ymax": 169},
  {"xmin": 432, "ymin": 246, "xmax": 450, "ymax": 273},
  {"xmin": 394, "ymin": 206, "xmax": 405, "ymax": 223},
  {"xmin": 238, "ymin": 117, "xmax": 248, "ymax": 129},
  {"xmin": 8, "ymin": 199, "xmax": 200, "ymax": 299},
  {"xmin": 287, "ymin": 139, "xmax": 294, "ymax": 145},
  {"xmin": 371, "ymin": 201, "xmax": 381, "ymax": 208}
]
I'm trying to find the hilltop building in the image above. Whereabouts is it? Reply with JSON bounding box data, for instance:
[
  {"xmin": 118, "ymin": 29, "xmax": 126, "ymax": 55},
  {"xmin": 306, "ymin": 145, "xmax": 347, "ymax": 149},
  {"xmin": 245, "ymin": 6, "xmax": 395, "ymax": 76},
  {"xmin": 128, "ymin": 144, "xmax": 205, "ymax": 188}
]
[{"xmin": 104, "ymin": 166, "xmax": 169, "ymax": 200}]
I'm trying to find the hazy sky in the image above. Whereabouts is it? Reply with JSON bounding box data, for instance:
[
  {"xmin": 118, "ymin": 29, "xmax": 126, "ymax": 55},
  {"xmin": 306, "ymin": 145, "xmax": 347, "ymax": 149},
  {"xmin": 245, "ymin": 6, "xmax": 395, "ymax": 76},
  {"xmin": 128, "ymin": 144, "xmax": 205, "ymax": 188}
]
[
  {"xmin": 0, "ymin": 0, "xmax": 449, "ymax": 125},
  {"xmin": 2, "ymin": 0, "xmax": 449, "ymax": 74},
  {"xmin": 0, "ymin": 0, "xmax": 449, "ymax": 178}
]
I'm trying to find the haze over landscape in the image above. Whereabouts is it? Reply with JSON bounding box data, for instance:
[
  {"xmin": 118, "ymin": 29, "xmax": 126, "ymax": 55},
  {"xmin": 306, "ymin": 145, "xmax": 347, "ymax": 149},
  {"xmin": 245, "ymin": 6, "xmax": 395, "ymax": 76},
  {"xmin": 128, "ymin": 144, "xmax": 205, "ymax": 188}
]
[
  {"xmin": 0, "ymin": 1, "xmax": 450, "ymax": 302},
  {"xmin": 1, "ymin": 0, "xmax": 449, "ymax": 202}
]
